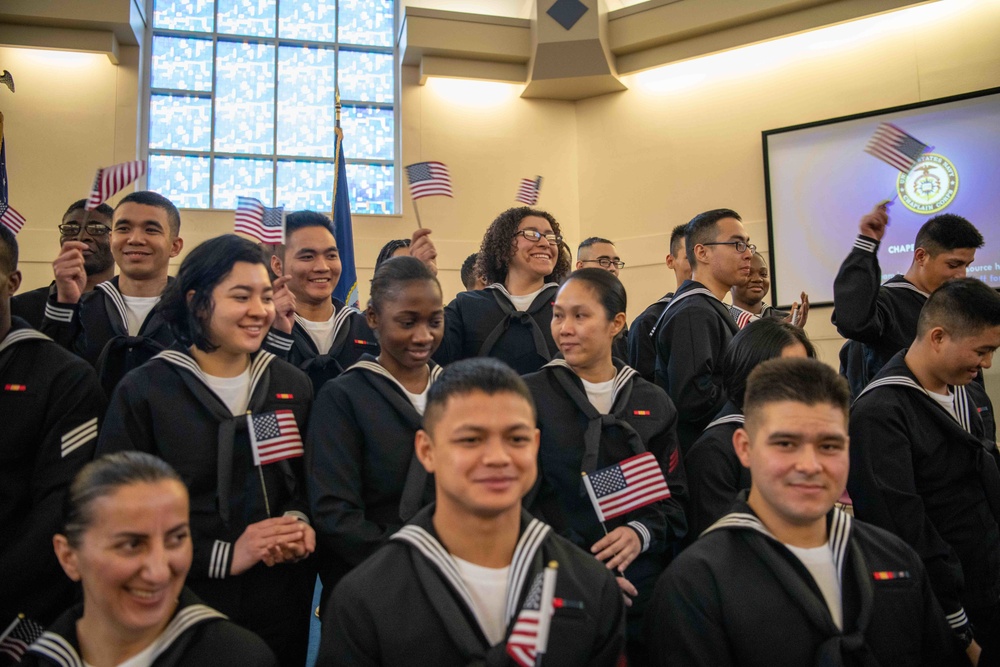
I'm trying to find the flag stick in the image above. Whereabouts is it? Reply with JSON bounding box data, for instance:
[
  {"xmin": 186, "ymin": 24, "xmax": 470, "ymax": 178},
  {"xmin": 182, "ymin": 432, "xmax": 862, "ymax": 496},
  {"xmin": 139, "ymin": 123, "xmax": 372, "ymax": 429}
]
[
  {"xmin": 582, "ymin": 471, "xmax": 625, "ymax": 576},
  {"xmin": 0, "ymin": 615, "xmax": 23, "ymax": 645},
  {"xmin": 534, "ymin": 561, "xmax": 559, "ymax": 667},
  {"xmin": 332, "ymin": 88, "xmax": 342, "ymax": 224},
  {"xmin": 413, "ymin": 198, "xmax": 424, "ymax": 229}
]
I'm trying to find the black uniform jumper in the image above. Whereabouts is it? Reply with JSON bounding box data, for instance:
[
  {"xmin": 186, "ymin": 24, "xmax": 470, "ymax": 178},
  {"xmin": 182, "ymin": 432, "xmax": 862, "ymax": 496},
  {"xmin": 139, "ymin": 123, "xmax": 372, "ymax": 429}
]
[
  {"xmin": 684, "ymin": 401, "xmax": 750, "ymax": 537},
  {"xmin": 0, "ymin": 320, "xmax": 105, "ymax": 626},
  {"xmin": 262, "ymin": 297, "xmax": 378, "ymax": 393},
  {"xmin": 306, "ymin": 356, "xmax": 440, "ymax": 593},
  {"xmin": 319, "ymin": 506, "xmax": 626, "ymax": 667},
  {"xmin": 435, "ymin": 283, "xmax": 560, "ymax": 375},
  {"xmin": 95, "ymin": 347, "xmax": 315, "ymax": 666},
  {"xmin": 652, "ymin": 280, "xmax": 738, "ymax": 452},
  {"xmin": 627, "ymin": 293, "xmax": 672, "ymax": 382}
]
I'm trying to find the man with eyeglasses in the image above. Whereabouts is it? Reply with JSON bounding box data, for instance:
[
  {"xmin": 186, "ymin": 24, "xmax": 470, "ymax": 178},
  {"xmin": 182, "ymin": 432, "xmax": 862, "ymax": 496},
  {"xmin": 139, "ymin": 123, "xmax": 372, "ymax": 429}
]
[
  {"xmin": 11, "ymin": 200, "xmax": 114, "ymax": 329},
  {"xmin": 575, "ymin": 237, "xmax": 630, "ymax": 363},
  {"xmin": 652, "ymin": 208, "xmax": 752, "ymax": 453}
]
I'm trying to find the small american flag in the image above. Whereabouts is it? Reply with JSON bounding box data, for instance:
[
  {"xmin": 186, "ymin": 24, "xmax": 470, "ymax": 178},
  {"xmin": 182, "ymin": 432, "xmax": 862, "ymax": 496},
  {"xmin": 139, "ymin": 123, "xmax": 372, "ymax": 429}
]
[
  {"xmin": 0, "ymin": 202, "xmax": 26, "ymax": 234},
  {"xmin": 864, "ymin": 123, "xmax": 929, "ymax": 173},
  {"xmin": 405, "ymin": 161, "xmax": 452, "ymax": 200},
  {"xmin": 85, "ymin": 160, "xmax": 146, "ymax": 211},
  {"xmin": 234, "ymin": 196, "xmax": 285, "ymax": 244},
  {"xmin": 583, "ymin": 452, "xmax": 671, "ymax": 522},
  {"xmin": 506, "ymin": 563, "xmax": 558, "ymax": 667},
  {"xmin": 729, "ymin": 306, "xmax": 755, "ymax": 330},
  {"xmin": 247, "ymin": 409, "xmax": 304, "ymax": 466},
  {"xmin": 0, "ymin": 614, "xmax": 44, "ymax": 662},
  {"xmin": 515, "ymin": 176, "xmax": 542, "ymax": 205}
]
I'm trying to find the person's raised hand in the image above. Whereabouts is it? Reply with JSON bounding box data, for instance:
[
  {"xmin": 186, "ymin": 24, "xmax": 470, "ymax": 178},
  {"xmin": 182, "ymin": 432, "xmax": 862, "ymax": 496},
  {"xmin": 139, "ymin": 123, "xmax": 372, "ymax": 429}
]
[
  {"xmin": 52, "ymin": 241, "xmax": 88, "ymax": 304},
  {"xmin": 858, "ymin": 202, "xmax": 890, "ymax": 242},
  {"xmin": 271, "ymin": 275, "xmax": 297, "ymax": 334},
  {"xmin": 409, "ymin": 228, "xmax": 438, "ymax": 276}
]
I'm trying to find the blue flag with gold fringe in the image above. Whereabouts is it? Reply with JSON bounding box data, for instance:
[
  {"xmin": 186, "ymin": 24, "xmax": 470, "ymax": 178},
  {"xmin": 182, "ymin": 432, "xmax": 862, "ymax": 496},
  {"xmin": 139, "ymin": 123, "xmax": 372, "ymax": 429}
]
[{"xmin": 332, "ymin": 132, "xmax": 359, "ymax": 308}]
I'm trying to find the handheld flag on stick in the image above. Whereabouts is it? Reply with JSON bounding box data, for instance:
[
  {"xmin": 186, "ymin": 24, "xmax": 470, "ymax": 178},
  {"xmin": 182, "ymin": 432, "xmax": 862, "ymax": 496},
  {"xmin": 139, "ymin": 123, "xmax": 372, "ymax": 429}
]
[
  {"xmin": 0, "ymin": 203, "xmax": 25, "ymax": 234},
  {"xmin": 405, "ymin": 161, "xmax": 452, "ymax": 229},
  {"xmin": 516, "ymin": 176, "xmax": 542, "ymax": 205},
  {"xmin": 234, "ymin": 196, "xmax": 285, "ymax": 244},
  {"xmin": 85, "ymin": 160, "xmax": 146, "ymax": 210},
  {"xmin": 332, "ymin": 88, "xmax": 359, "ymax": 308},
  {"xmin": 506, "ymin": 562, "xmax": 559, "ymax": 667},
  {"xmin": 864, "ymin": 122, "xmax": 930, "ymax": 173},
  {"xmin": 247, "ymin": 409, "xmax": 304, "ymax": 466},
  {"xmin": 583, "ymin": 452, "xmax": 671, "ymax": 522},
  {"xmin": 0, "ymin": 614, "xmax": 44, "ymax": 662}
]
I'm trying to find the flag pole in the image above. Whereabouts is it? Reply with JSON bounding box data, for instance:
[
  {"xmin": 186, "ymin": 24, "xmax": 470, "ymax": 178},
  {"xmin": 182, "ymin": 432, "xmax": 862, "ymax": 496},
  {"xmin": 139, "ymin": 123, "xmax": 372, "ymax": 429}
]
[
  {"xmin": 0, "ymin": 615, "xmax": 22, "ymax": 645},
  {"xmin": 332, "ymin": 88, "xmax": 342, "ymax": 222},
  {"xmin": 413, "ymin": 198, "xmax": 424, "ymax": 229}
]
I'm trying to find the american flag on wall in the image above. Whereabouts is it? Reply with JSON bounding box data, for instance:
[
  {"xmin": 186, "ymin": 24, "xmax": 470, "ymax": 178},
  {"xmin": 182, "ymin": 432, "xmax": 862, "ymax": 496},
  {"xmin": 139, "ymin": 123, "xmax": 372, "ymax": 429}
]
[
  {"xmin": 234, "ymin": 196, "xmax": 285, "ymax": 244},
  {"xmin": 583, "ymin": 452, "xmax": 671, "ymax": 522},
  {"xmin": 247, "ymin": 410, "xmax": 304, "ymax": 466},
  {"xmin": 0, "ymin": 202, "xmax": 25, "ymax": 234},
  {"xmin": 515, "ymin": 176, "xmax": 542, "ymax": 205},
  {"xmin": 85, "ymin": 160, "xmax": 146, "ymax": 210},
  {"xmin": 864, "ymin": 123, "xmax": 930, "ymax": 173},
  {"xmin": 405, "ymin": 161, "xmax": 452, "ymax": 199}
]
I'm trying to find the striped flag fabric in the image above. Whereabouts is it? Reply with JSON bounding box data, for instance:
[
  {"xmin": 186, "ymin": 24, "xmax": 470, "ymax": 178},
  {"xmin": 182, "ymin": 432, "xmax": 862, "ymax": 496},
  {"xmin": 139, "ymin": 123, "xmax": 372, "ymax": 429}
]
[
  {"xmin": 515, "ymin": 176, "xmax": 542, "ymax": 205},
  {"xmin": 247, "ymin": 409, "xmax": 304, "ymax": 466},
  {"xmin": 583, "ymin": 451, "xmax": 671, "ymax": 522},
  {"xmin": 864, "ymin": 123, "xmax": 930, "ymax": 173},
  {"xmin": 0, "ymin": 614, "xmax": 44, "ymax": 662},
  {"xmin": 0, "ymin": 202, "xmax": 26, "ymax": 234},
  {"xmin": 405, "ymin": 161, "xmax": 452, "ymax": 200},
  {"xmin": 234, "ymin": 196, "xmax": 285, "ymax": 244},
  {"xmin": 85, "ymin": 160, "xmax": 146, "ymax": 210},
  {"xmin": 506, "ymin": 563, "xmax": 558, "ymax": 667}
]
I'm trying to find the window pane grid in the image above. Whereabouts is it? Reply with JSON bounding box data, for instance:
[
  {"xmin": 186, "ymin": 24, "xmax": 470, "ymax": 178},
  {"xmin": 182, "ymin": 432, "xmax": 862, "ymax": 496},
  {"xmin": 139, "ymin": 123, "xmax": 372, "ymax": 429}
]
[{"xmin": 148, "ymin": 0, "xmax": 396, "ymax": 213}]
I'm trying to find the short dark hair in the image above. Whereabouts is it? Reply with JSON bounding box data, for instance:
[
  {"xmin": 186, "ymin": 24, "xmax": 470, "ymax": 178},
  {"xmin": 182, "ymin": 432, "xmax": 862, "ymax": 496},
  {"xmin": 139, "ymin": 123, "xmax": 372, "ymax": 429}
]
[
  {"xmin": 669, "ymin": 224, "xmax": 687, "ymax": 258},
  {"xmin": 460, "ymin": 253, "xmax": 479, "ymax": 291},
  {"xmin": 160, "ymin": 234, "xmax": 268, "ymax": 352},
  {"xmin": 369, "ymin": 255, "xmax": 441, "ymax": 314},
  {"xmin": 685, "ymin": 208, "xmax": 741, "ymax": 264},
  {"xmin": 63, "ymin": 199, "xmax": 114, "ymax": 220},
  {"xmin": 476, "ymin": 207, "xmax": 571, "ymax": 286},
  {"xmin": 578, "ymin": 236, "xmax": 614, "ymax": 258},
  {"xmin": 63, "ymin": 451, "xmax": 184, "ymax": 548},
  {"xmin": 423, "ymin": 357, "xmax": 536, "ymax": 435},
  {"xmin": 375, "ymin": 239, "xmax": 411, "ymax": 272},
  {"xmin": 561, "ymin": 268, "xmax": 626, "ymax": 320},
  {"xmin": 0, "ymin": 224, "xmax": 18, "ymax": 275},
  {"xmin": 914, "ymin": 214, "xmax": 983, "ymax": 256},
  {"xmin": 117, "ymin": 191, "xmax": 182, "ymax": 237},
  {"xmin": 274, "ymin": 211, "xmax": 336, "ymax": 261},
  {"xmin": 723, "ymin": 319, "xmax": 816, "ymax": 410},
  {"xmin": 917, "ymin": 277, "xmax": 1000, "ymax": 339},
  {"xmin": 743, "ymin": 358, "xmax": 850, "ymax": 432}
]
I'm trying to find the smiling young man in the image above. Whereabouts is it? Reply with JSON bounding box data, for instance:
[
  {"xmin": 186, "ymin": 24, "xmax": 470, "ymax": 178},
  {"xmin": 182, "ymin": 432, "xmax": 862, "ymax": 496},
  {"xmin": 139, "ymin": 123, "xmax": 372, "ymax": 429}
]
[
  {"xmin": 41, "ymin": 191, "xmax": 183, "ymax": 393},
  {"xmin": 263, "ymin": 211, "xmax": 378, "ymax": 392},
  {"xmin": 319, "ymin": 358, "xmax": 625, "ymax": 666},
  {"xmin": 653, "ymin": 209, "xmax": 750, "ymax": 452},
  {"xmin": 833, "ymin": 204, "xmax": 984, "ymax": 398},
  {"xmin": 849, "ymin": 278, "xmax": 1000, "ymax": 663},
  {"xmin": 11, "ymin": 200, "xmax": 115, "ymax": 329},
  {"xmin": 728, "ymin": 252, "xmax": 809, "ymax": 330},
  {"xmin": 648, "ymin": 357, "xmax": 964, "ymax": 667}
]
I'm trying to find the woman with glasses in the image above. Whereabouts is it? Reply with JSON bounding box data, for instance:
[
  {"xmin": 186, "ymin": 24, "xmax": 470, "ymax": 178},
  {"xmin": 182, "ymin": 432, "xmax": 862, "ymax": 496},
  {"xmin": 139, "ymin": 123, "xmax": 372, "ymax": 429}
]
[
  {"xmin": 23, "ymin": 452, "xmax": 277, "ymax": 667},
  {"xmin": 434, "ymin": 206, "xmax": 571, "ymax": 374},
  {"xmin": 523, "ymin": 268, "xmax": 687, "ymax": 667}
]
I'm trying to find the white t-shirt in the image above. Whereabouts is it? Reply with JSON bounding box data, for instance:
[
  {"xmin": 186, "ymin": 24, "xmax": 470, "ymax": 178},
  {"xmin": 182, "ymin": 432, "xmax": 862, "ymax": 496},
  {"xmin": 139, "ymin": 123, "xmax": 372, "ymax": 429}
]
[
  {"xmin": 84, "ymin": 639, "xmax": 157, "ymax": 667},
  {"xmin": 581, "ymin": 377, "xmax": 616, "ymax": 414},
  {"xmin": 203, "ymin": 367, "xmax": 252, "ymax": 416},
  {"xmin": 506, "ymin": 286, "xmax": 547, "ymax": 312},
  {"xmin": 785, "ymin": 543, "xmax": 843, "ymax": 630},
  {"xmin": 927, "ymin": 389, "xmax": 957, "ymax": 420},
  {"xmin": 402, "ymin": 386, "xmax": 429, "ymax": 415},
  {"xmin": 296, "ymin": 313, "xmax": 337, "ymax": 355},
  {"xmin": 453, "ymin": 556, "xmax": 510, "ymax": 646},
  {"xmin": 122, "ymin": 295, "xmax": 160, "ymax": 336}
]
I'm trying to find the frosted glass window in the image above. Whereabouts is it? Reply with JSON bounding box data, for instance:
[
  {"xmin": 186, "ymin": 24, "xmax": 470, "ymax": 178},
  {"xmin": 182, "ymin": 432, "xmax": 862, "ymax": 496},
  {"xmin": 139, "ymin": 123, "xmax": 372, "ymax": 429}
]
[
  {"xmin": 341, "ymin": 105, "xmax": 393, "ymax": 161},
  {"xmin": 346, "ymin": 163, "xmax": 394, "ymax": 215},
  {"xmin": 153, "ymin": 0, "xmax": 214, "ymax": 32},
  {"xmin": 218, "ymin": 0, "xmax": 276, "ymax": 37},
  {"xmin": 277, "ymin": 160, "xmax": 338, "ymax": 212},
  {"xmin": 339, "ymin": 50, "xmax": 394, "ymax": 103},
  {"xmin": 214, "ymin": 158, "xmax": 274, "ymax": 209},
  {"xmin": 149, "ymin": 95, "xmax": 212, "ymax": 151},
  {"xmin": 339, "ymin": 0, "xmax": 393, "ymax": 47},
  {"xmin": 214, "ymin": 41, "xmax": 275, "ymax": 154},
  {"xmin": 279, "ymin": 0, "xmax": 337, "ymax": 41},
  {"xmin": 277, "ymin": 46, "xmax": 339, "ymax": 158},
  {"xmin": 147, "ymin": 155, "xmax": 212, "ymax": 209},
  {"xmin": 151, "ymin": 37, "xmax": 213, "ymax": 92}
]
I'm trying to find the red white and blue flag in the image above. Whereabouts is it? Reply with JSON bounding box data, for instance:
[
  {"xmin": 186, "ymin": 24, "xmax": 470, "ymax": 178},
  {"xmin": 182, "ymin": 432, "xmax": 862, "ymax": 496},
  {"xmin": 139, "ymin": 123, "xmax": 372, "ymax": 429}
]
[
  {"xmin": 0, "ymin": 202, "xmax": 25, "ymax": 234},
  {"xmin": 583, "ymin": 452, "xmax": 671, "ymax": 522},
  {"xmin": 234, "ymin": 196, "xmax": 285, "ymax": 244},
  {"xmin": 247, "ymin": 409, "xmax": 304, "ymax": 466},
  {"xmin": 0, "ymin": 614, "xmax": 44, "ymax": 662},
  {"xmin": 405, "ymin": 161, "xmax": 452, "ymax": 200},
  {"xmin": 85, "ymin": 160, "xmax": 146, "ymax": 210},
  {"xmin": 506, "ymin": 563, "xmax": 558, "ymax": 667},
  {"xmin": 864, "ymin": 123, "xmax": 930, "ymax": 173},
  {"xmin": 515, "ymin": 176, "xmax": 542, "ymax": 205}
]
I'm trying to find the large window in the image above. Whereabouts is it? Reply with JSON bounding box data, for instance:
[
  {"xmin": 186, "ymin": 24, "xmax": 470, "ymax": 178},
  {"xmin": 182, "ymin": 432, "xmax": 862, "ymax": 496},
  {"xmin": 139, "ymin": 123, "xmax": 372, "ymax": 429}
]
[{"xmin": 146, "ymin": 0, "xmax": 395, "ymax": 214}]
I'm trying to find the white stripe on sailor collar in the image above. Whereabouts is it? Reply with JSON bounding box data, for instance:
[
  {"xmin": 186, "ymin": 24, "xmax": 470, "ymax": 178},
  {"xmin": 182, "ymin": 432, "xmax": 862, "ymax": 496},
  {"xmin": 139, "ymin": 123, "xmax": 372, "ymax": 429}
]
[
  {"xmin": 96, "ymin": 280, "xmax": 130, "ymax": 332},
  {"xmin": 543, "ymin": 358, "xmax": 638, "ymax": 409},
  {"xmin": 293, "ymin": 303, "xmax": 360, "ymax": 340},
  {"xmin": 857, "ymin": 375, "xmax": 972, "ymax": 432},
  {"xmin": 344, "ymin": 359, "xmax": 441, "ymax": 413},
  {"xmin": 155, "ymin": 349, "xmax": 275, "ymax": 409},
  {"xmin": 882, "ymin": 280, "xmax": 929, "ymax": 298},
  {"xmin": 0, "ymin": 327, "xmax": 52, "ymax": 354},
  {"xmin": 705, "ymin": 413, "xmax": 745, "ymax": 430}
]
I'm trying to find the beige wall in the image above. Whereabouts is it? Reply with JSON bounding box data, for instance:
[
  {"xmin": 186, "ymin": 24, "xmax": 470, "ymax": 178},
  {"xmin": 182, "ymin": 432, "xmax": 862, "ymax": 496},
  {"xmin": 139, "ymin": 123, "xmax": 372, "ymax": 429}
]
[{"xmin": 7, "ymin": 0, "xmax": 1000, "ymax": 375}]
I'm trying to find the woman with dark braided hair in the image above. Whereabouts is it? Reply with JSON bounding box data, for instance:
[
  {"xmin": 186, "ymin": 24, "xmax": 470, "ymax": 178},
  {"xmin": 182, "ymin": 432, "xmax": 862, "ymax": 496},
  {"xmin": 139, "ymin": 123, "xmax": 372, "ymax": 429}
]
[{"xmin": 434, "ymin": 206, "xmax": 571, "ymax": 374}]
